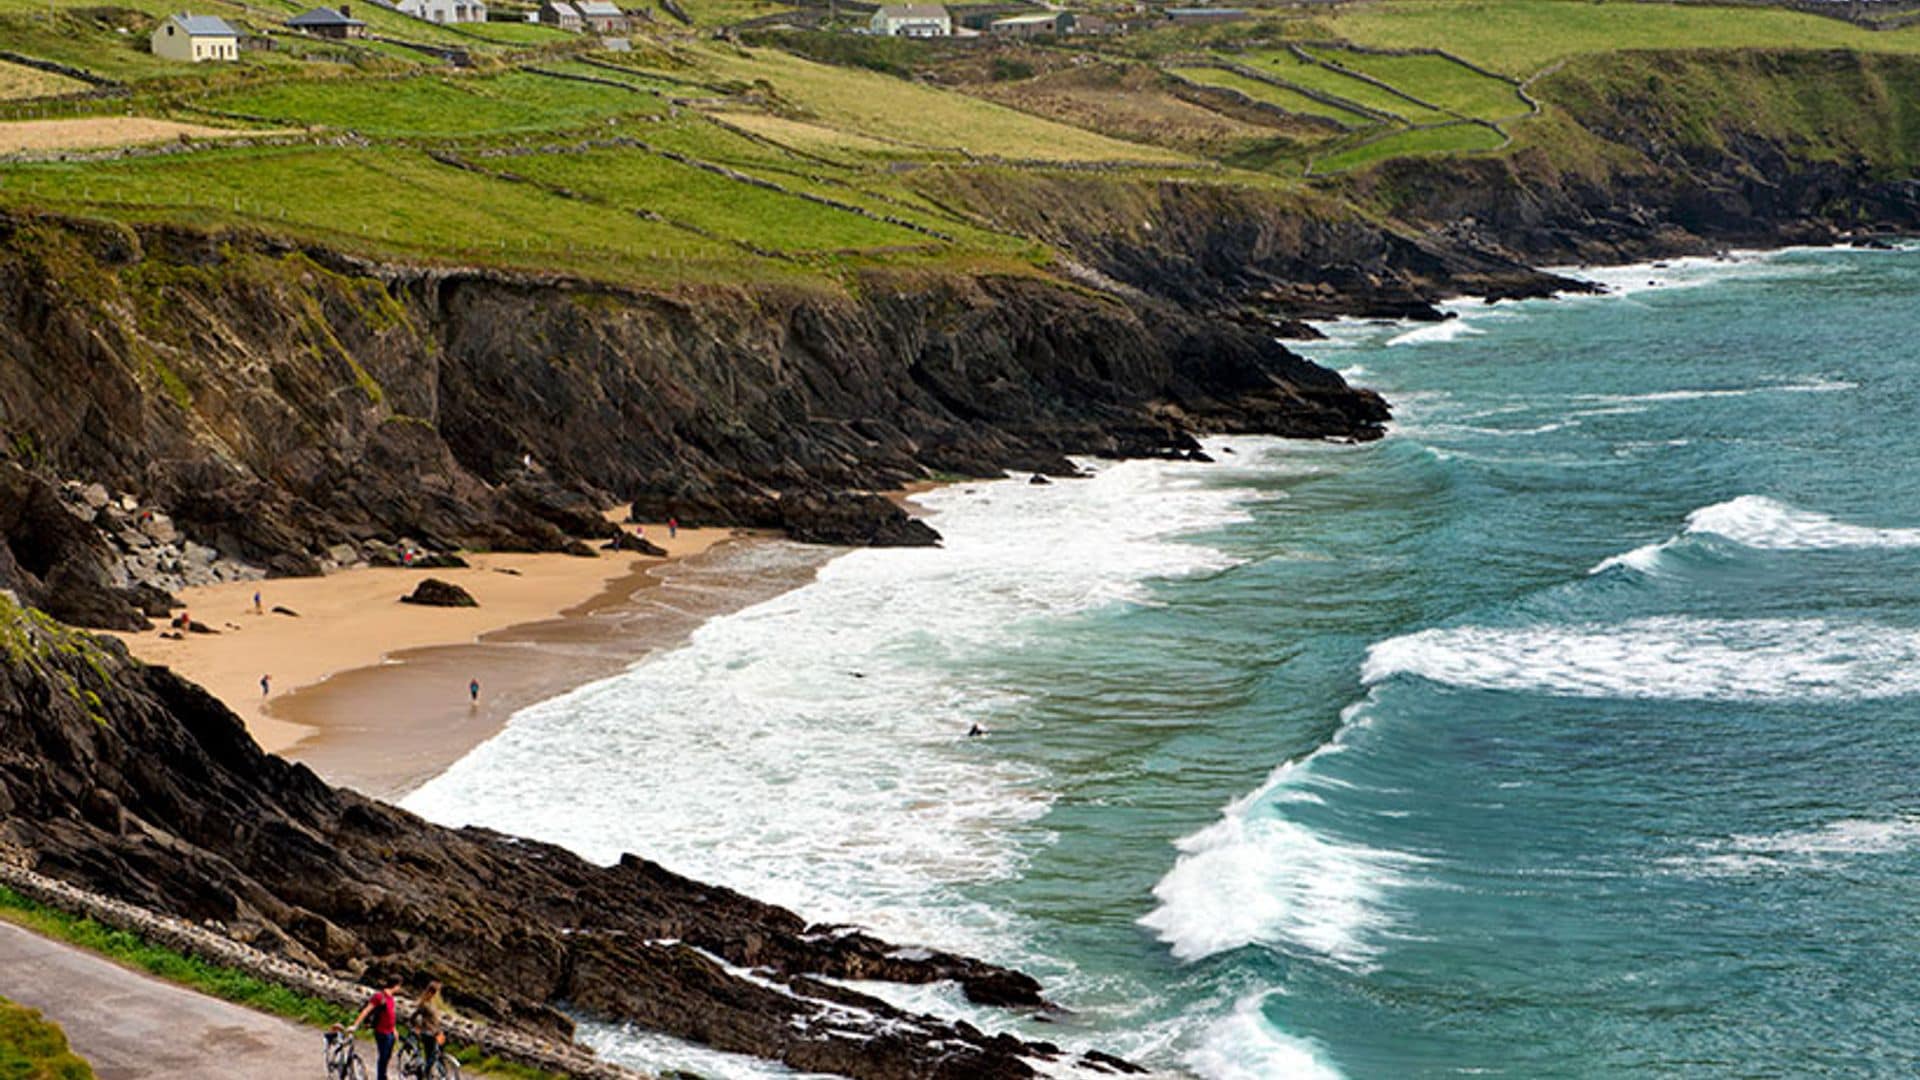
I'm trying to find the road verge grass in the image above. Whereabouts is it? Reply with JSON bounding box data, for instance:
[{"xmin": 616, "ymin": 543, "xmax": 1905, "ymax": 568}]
[{"xmin": 0, "ymin": 995, "xmax": 94, "ymax": 1080}]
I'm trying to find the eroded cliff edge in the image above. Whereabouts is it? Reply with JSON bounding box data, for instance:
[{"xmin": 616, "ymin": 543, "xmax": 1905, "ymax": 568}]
[{"xmin": 0, "ymin": 211, "xmax": 1387, "ymax": 620}]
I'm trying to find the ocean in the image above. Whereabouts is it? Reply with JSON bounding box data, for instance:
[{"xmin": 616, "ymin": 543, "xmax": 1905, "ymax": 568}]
[{"xmin": 406, "ymin": 245, "xmax": 1920, "ymax": 1078}]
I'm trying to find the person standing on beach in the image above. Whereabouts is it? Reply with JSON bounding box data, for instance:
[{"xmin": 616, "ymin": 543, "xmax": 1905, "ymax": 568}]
[
  {"xmin": 469, "ymin": 678, "xmax": 480, "ymax": 705},
  {"xmin": 253, "ymin": 589, "xmax": 263, "ymax": 614},
  {"xmin": 260, "ymin": 674, "xmax": 271, "ymax": 697},
  {"xmin": 348, "ymin": 974, "xmax": 403, "ymax": 1080},
  {"xmin": 669, "ymin": 517, "xmax": 678, "ymax": 540}
]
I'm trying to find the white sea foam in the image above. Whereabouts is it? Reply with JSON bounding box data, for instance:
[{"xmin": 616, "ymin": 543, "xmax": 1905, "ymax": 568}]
[
  {"xmin": 1685, "ymin": 494, "xmax": 1920, "ymax": 550},
  {"xmin": 1185, "ymin": 993, "xmax": 1344, "ymax": 1080},
  {"xmin": 1363, "ymin": 616, "xmax": 1920, "ymax": 703},
  {"xmin": 1589, "ymin": 542, "xmax": 1668, "ymax": 576},
  {"xmin": 1663, "ymin": 818, "xmax": 1920, "ymax": 878},
  {"xmin": 1729, "ymin": 818, "xmax": 1920, "ymax": 857},
  {"xmin": 1551, "ymin": 248, "xmax": 1835, "ymax": 299},
  {"xmin": 1590, "ymin": 495, "xmax": 1920, "ymax": 574},
  {"xmin": 1140, "ymin": 702, "xmax": 1415, "ymax": 972},
  {"xmin": 402, "ymin": 442, "xmax": 1284, "ymax": 1074},
  {"xmin": 1568, "ymin": 378, "xmax": 1856, "ymax": 411},
  {"xmin": 578, "ymin": 1021, "xmax": 839, "ymax": 1080},
  {"xmin": 1386, "ymin": 319, "xmax": 1483, "ymax": 347}
]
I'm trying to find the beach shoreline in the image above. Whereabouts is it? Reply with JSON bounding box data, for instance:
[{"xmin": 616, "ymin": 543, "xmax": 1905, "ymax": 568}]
[{"xmin": 109, "ymin": 523, "xmax": 828, "ymax": 800}]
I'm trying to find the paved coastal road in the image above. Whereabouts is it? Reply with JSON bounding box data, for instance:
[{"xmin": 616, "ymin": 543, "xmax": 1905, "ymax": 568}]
[{"xmin": 0, "ymin": 919, "xmax": 320, "ymax": 1079}]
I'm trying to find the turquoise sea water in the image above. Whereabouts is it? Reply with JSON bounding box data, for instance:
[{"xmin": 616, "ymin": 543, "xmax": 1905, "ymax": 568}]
[{"xmin": 410, "ymin": 246, "xmax": 1920, "ymax": 1078}]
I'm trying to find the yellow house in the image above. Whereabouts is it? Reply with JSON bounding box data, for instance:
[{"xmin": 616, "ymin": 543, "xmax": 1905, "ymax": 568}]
[{"xmin": 150, "ymin": 14, "xmax": 240, "ymax": 62}]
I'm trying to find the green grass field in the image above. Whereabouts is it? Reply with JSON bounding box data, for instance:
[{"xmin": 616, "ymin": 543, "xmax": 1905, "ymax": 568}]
[
  {"xmin": 3, "ymin": 0, "xmax": 1918, "ymax": 285},
  {"xmin": 490, "ymin": 145, "xmax": 938, "ymax": 253},
  {"xmin": 1234, "ymin": 49, "xmax": 1452, "ymax": 124},
  {"xmin": 1302, "ymin": 46, "xmax": 1527, "ymax": 121},
  {"xmin": 0, "ymin": 146, "xmax": 781, "ymax": 282},
  {"xmin": 0, "ymin": 997, "xmax": 93, "ymax": 1080},
  {"xmin": 695, "ymin": 44, "xmax": 1195, "ymax": 163},
  {"xmin": 1313, "ymin": 119, "xmax": 1505, "ymax": 173},
  {"xmin": 196, "ymin": 70, "xmax": 665, "ymax": 136},
  {"xmin": 1327, "ymin": 0, "xmax": 1920, "ymax": 76},
  {"xmin": 1168, "ymin": 65, "xmax": 1374, "ymax": 127}
]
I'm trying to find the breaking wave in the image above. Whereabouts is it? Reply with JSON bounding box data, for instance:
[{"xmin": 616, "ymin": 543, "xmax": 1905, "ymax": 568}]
[
  {"xmin": 1591, "ymin": 495, "xmax": 1920, "ymax": 574},
  {"xmin": 1363, "ymin": 616, "xmax": 1920, "ymax": 703}
]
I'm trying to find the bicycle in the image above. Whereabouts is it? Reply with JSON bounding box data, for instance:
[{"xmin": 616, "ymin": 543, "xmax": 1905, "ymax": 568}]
[
  {"xmin": 396, "ymin": 1029, "xmax": 463, "ymax": 1080},
  {"xmin": 324, "ymin": 1025, "xmax": 369, "ymax": 1080}
]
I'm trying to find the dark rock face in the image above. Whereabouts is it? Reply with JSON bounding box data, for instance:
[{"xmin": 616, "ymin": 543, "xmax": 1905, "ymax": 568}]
[
  {"xmin": 0, "ymin": 213, "xmax": 1387, "ymax": 587},
  {"xmin": 780, "ymin": 490, "xmax": 941, "ymax": 548},
  {"xmin": 399, "ymin": 578, "xmax": 478, "ymax": 607},
  {"xmin": 0, "ymin": 600, "xmax": 1127, "ymax": 1078},
  {"xmin": 913, "ymin": 170, "xmax": 1590, "ymax": 323},
  {"xmin": 0, "ymin": 464, "xmax": 150, "ymax": 631},
  {"xmin": 411, "ymin": 553, "xmax": 471, "ymax": 570}
]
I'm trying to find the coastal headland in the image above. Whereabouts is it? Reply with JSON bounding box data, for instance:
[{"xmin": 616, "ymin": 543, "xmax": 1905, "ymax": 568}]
[{"xmin": 2, "ymin": 0, "xmax": 1920, "ymax": 1075}]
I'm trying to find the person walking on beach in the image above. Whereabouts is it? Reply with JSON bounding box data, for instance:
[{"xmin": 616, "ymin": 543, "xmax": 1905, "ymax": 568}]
[
  {"xmin": 469, "ymin": 678, "xmax": 480, "ymax": 705},
  {"xmin": 253, "ymin": 589, "xmax": 263, "ymax": 614},
  {"xmin": 260, "ymin": 674, "xmax": 271, "ymax": 697},
  {"xmin": 348, "ymin": 973, "xmax": 403, "ymax": 1080},
  {"xmin": 669, "ymin": 516, "xmax": 678, "ymax": 540},
  {"xmin": 411, "ymin": 980, "xmax": 447, "ymax": 1075}
]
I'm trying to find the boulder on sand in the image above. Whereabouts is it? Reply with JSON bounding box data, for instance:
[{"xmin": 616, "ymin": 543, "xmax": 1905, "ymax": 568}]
[
  {"xmin": 399, "ymin": 578, "xmax": 477, "ymax": 608},
  {"xmin": 604, "ymin": 531, "xmax": 668, "ymax": 557}
]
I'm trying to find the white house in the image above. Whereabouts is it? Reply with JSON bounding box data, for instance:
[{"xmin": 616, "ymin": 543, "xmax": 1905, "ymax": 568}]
[
  {"xmin": 395, "ymin": 0, "xmax": 486, "ymax": 24},
  {"xmin": 150, "ymin": 14, "xmax": 239, "ymax": 62},
  {"xmin": 869, "ymin": 3, "xmax": 950, "ymax": 36},
  {"xmin": 576, "ymin": 0, "xmax": 629, "ymax": 32}
]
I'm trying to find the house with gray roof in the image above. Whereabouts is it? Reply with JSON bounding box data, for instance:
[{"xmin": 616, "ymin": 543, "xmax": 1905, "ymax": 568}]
[
  {"xmin": 870, "ymin": 3, "xmax": 950, "ymax": 36},
  {"xmin": 150, "ymin": 14, "xmax": 239, "ymax": 62},
  {"xmin": 538, "ymin": 0, "xmax": 583, "ymax": 28},
  {"xmin": 395, "ymin": 0, "xmax": 486, "ymax": 25},
  {"xmin": 287, "ymin": 5, "xmax": 367, "ymax": 38},
  {"xmin": 576, "ymin": 0, "xmax": 629, "ymax": 33}
]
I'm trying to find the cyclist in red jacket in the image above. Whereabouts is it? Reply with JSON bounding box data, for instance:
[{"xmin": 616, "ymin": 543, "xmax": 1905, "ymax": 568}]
[{"xmin": 348, "ymin": 973, "xmax": 404, "ymax": 1080}]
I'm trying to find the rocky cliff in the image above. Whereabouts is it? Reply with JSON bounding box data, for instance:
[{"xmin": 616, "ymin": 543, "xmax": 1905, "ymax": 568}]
[
  {"xmin": 1340, "ymin": 50, "xmax": 1920, "ymax": 266},
  {"xmin": 0, "ymin": 595, "xmax": 1138, "ymax": 1077},
  {"xmin": 0, "ymin": 210, "xmax": 1387, "ymax": 626}
]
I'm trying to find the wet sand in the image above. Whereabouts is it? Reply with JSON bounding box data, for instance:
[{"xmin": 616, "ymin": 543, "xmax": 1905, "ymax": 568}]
[{"xmin": 279, "ymin": 537, "xmax": 830, "ymax": 799}]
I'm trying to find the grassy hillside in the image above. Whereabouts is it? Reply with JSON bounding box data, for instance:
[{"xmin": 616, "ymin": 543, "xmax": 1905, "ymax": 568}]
[
  {"xmin": 0, "ymin": 0, "xmax": 1917, "ymax": 288},
  {"xmin": 1325, "ymin": 0, "xmax": 1920, "ymax": 76}
]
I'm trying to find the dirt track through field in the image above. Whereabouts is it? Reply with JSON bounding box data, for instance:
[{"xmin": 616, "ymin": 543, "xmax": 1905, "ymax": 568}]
[
  {"xmin": 0, "ymin": 919, "xmax": 322, "ymax": 1079},
  {"xmin": 0, "ymin": 116, "xmax": 265, "ymax": 153}
]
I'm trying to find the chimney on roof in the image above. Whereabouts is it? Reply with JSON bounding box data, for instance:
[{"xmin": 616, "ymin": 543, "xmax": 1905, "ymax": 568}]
[{"xmin": 339, "ymin": 3, "xmax": 350, "ymax": 15}]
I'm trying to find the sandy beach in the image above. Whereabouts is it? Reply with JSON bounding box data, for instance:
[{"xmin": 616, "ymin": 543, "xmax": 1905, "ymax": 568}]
[{"xmin": 108, "ymin": 523, "xmax": 825, "ymax": 799}]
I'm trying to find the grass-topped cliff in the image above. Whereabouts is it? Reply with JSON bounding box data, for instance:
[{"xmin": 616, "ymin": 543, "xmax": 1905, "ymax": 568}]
[
  {"xmin": 1, "ymin": 6, "xmax": 1918, "ymax": 1078},
  {"xmin": 0, "ymin": 1, "xmax": 1912, "ymax": 586},
  {"xmin": 0, "ymin": 1, "xmax": 1914, "ymax": 579}
]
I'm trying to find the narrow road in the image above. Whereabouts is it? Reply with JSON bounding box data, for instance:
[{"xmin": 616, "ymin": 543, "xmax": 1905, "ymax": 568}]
[{"xmin": 0, "ymin": 919, "xmax": 321, "ymax": 1079}]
